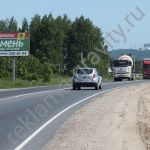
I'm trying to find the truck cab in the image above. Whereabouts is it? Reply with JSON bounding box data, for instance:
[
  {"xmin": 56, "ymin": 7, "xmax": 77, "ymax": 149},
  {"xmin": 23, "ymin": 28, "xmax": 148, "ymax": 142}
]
[{"xmin": 112, "ymin": 55, "xmax": 135, "ymax": 81}]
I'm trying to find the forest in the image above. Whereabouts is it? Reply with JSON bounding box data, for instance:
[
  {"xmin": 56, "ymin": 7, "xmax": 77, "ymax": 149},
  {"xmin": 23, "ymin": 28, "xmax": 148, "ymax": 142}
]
[{"xmin": 0, "ymin": 14, "xmax": 109, "ymax": 83}]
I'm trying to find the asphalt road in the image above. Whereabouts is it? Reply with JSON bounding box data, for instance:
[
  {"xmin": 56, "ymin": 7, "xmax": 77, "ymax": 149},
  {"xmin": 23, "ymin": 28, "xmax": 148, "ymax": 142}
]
[{"xmin": 0, "ymin": 80, "xmax": 147, "ymax": 150}]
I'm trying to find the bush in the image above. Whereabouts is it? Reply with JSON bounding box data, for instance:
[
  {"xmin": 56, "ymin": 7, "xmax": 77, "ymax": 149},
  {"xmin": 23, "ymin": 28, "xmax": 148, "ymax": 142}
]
[
  {"xmin": 26, "ymin": 73, "xmax": 39, "ymax": 81},
  {"xmin": 0, "ymin": 70, "xmax": 11, "ymax": 78},
  {"xmin": 0, "ymin": 55, "xmax": 55, "ymax": 82},
  {"xmin": 43, "ymin": 63, "xmax": 53, "ymax": 82},
  {"xmin": 16, "ymin": 56, "xmax": 45, "ymax": 80}
]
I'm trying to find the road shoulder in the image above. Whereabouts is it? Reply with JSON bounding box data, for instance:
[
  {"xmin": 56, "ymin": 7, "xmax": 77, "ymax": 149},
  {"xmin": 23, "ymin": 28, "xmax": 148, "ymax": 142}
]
[{"xmin": 43, "ymin": 83, "xmax": 150, "ymax": 150}]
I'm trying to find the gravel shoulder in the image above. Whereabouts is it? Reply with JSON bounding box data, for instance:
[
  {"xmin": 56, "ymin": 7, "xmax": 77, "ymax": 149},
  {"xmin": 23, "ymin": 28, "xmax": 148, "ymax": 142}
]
[{"xmin": 43, "ymin": 83, "xmax": 150, "ymax": 150}]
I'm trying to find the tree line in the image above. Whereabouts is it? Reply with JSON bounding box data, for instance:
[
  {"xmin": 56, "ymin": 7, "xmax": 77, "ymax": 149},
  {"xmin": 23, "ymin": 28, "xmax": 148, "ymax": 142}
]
[{"xmin": 0, "ymin": 14, "xmax": 109, "ymax": 81}]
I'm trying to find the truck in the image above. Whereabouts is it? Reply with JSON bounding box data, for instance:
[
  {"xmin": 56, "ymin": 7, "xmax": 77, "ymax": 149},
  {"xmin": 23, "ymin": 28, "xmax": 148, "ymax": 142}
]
[
  {"xmin": 112, "ymin": 55, "xmax": 135, "ymax": 81},
  {"xmin": 143, "ymin": 58, "xmax": 150, "ymax": 79}
]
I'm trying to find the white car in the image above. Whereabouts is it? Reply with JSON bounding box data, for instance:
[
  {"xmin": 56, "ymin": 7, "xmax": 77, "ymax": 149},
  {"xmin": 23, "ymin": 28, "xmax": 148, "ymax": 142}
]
[{"xmin": 72, "ymin": 68, "xmax": 102, "ymax": 90}]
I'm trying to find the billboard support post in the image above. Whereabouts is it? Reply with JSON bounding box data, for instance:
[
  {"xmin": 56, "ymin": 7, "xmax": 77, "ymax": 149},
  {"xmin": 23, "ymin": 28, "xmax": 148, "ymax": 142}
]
[{"xmin": 12, "ymin": 57, "xmax": 16, "ymax": 83}]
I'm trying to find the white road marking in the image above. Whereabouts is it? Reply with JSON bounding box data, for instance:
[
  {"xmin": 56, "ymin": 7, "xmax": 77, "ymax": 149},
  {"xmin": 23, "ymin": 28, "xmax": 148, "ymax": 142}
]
[
  {"xmin": 0, "ymin": 88, "xmax": 70, "ymax": 103},
  {"xmin": 0, "ymin": 85, "xmax": 50, "ymax": 92},
  {"xmin": 14, "ymin": 83, "xmax": 139, "ymax": 150},
  {"xmin": 0, "ymin": 80, "xmax": 143, "ymax": 103},
  {"xmin": 102, "ymin": 80, "xmax": 143, "ymax": 85}
]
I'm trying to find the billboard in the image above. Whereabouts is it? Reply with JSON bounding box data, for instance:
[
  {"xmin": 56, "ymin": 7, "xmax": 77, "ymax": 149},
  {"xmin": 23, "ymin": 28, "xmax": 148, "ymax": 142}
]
[{"xmin": 0, "ymin": 32, "xmax": 30, "ymax": 56}]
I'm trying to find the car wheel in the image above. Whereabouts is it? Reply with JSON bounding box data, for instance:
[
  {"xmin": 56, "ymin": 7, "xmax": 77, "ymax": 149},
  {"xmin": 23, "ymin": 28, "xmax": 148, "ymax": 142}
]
[
  {"xmin": 77, "ymin": 86, "xmax": 81, "ymax": 90},
  {"xmin": 99, "ymin": 84, "xmax": 102, "ymax": 90},
  {"xmin": 95, "ymin": 84, "xmax": 99, "ymax": 90},
  {"xmin": 114, "ymin": 78, "xmax": 117, "ymax": 82},
  {"xmin": 73, "ymin": 83, "xmax": 76, "ymax": 90},
  {"xmin": 73, "ymin": 86, "xmax": 76, "ymax": 90}
]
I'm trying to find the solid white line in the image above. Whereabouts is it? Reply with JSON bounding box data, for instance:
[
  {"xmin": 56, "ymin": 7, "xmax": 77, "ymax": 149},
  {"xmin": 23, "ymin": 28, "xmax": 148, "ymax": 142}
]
[
  {"xmin": 0, "ymin": 80, "xmax": 143, "ymax": 102},
  {"xmin": 14, "ymin": 84, "xmax": 135, "ymax": 150},
  {"xmin": 0, "ymin": 88, "xmax": 69, "ymax": 103},
  {"xmin": 0, "ymin": 85, "xmax": 62, "ymax": 92},
  {"xmin": 0, "ymin": 86, "xmax": 49, "ymax": 92},
  {"xmin": 102, "ymin": 80, "xmax": 143, "ymax": 85},
  {"xmin": 0, "ymin": 81, "xmax": 123, "ymax": 102}
]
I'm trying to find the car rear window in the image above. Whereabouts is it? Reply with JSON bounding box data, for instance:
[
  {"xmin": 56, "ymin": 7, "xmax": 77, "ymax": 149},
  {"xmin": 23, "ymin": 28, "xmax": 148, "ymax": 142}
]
[{"xmin": 77, "ymin": 69, "xmax": 93, "ymax": 74}]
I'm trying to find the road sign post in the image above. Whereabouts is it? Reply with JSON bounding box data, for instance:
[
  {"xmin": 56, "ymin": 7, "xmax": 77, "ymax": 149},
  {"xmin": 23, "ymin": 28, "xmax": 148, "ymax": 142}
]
[{"xmin": 0, "ymin": 32, "xmax": 30, "ymax": 82}]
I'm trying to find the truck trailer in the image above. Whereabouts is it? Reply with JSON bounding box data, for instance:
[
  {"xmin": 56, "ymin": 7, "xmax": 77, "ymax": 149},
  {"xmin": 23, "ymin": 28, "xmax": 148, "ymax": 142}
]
[{"xmin": 143, "ymin": 58, "xmax": 150, "ymax": 79}]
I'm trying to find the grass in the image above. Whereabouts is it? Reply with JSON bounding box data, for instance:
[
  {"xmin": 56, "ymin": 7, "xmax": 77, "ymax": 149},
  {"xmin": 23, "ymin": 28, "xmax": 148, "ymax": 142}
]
[
  {"xmin": 0, "ymin": 75, "xmax": 116, "ymax": 89},
  {"xmin": 0, "ymin": 76, "xmax": 72, "ymax": 89}
]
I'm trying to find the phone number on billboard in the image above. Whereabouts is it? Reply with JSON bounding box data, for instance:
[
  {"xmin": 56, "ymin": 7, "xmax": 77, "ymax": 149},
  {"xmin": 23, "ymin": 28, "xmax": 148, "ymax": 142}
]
[{"xmin": 0, "ymin": 51, "xmax": 29, "ymax": 56}]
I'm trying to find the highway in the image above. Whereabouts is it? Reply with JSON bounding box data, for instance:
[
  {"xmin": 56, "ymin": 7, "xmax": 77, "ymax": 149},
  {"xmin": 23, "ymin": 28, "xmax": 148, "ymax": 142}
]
[{"xmin": 0, "ymin": 80, "xmax": 147, "ymax": 150}]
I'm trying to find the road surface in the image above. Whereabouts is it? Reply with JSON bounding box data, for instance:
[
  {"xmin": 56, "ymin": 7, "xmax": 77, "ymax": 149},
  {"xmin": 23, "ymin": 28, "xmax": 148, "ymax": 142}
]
[{"xmin": 0, "ymin": 80, "xmax": 147, "ymax": 150}]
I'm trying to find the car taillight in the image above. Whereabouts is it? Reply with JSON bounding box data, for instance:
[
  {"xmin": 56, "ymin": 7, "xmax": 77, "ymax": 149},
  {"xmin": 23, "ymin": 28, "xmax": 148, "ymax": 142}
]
[{"xmin": 93, "ymin": 74, "xmax": 96, "ymax": 78}]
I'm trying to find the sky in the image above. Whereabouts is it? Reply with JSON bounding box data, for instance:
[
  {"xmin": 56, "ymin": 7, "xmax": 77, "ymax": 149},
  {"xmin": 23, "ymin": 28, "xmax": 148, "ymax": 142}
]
[{"xmin": 0, "ymin": 0, "xmax": 149, "ymax": 50}]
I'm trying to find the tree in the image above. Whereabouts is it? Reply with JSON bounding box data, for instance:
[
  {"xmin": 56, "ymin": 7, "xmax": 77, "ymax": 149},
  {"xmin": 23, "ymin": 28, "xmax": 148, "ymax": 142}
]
[
  {"xmin": 30, "ymin": 14, "xmax": 71, "ymax": 74},
  {"xmin": 8, "ymin": 16, "xmax": 18, "ymax": 32},
  {"xmin": 0, "ymin": 20, "xmax": 7, "ymax": 32},
  {"xmin": 22, "ymin": 18, "xmax": 29, "ymax": 32},
  {"xmin": 0, "ymin": 14, "xmax": 109, "ymax": 80},
  {"xmin": 65, "ymin": 16, "xmax": 107, "ymax": 74},
  {"xmin": 30, "ymin": 14, "xmax": 41, "ymax": 56}
]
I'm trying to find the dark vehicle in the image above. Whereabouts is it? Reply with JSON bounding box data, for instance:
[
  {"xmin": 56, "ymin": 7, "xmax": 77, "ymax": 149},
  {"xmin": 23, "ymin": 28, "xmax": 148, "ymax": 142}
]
[{"xmin": 143, "ymin": 58, "xmax": 150, "ymax": 79}]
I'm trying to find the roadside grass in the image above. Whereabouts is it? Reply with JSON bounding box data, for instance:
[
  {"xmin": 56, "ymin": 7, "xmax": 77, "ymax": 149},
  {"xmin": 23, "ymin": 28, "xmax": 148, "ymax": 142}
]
[
  {"xmin": 103, "ymin": 74, "xmax": 113, "ymax": 82},
  {"xmin": 0, "ymin": 75, "xmax": 118, "ymax": 89},
  {"xmin": 0, "ymin": 76, "xmax": 72, "ymax": 89},
  {"xmin": 135, "ymin": 75, "xmax": 143, "ymax": 80}
]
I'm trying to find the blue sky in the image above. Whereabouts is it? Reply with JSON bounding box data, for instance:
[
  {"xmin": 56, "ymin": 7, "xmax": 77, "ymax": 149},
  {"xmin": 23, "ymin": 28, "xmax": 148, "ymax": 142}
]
[{"xmin": 1, "ymin": 0, "xmax": 149, "ymax": 50}]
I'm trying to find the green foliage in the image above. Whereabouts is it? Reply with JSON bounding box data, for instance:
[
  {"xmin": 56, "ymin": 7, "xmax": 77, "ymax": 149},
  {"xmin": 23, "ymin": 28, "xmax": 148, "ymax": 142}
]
[
  {"xmin": 8, "ymin": 16, "xmax": 18, "ymax": 32},
  {"xmin": 17, "ymin": 56, "xmax": 40, "ymax": 79},
  {"xmin": 21, "ymin": 18, "xmax": 29, "ymax": 32},
  {"xmin": 43, "ymin": 63, "xmax": 53, "ymax": 82},
  {"xmin": 0, "ymin": 20, "xmax": 7, "ymax": 32},
  {"xmin": 65, "ymin": 16, "xmax": 107, "ymax": 74},
  {"xmin": 135, "ymin": 61, "xmax": 142, "ymax": 74},
  {"xmin": 16, "ymin": 56, "xmax": 53, "ymax": 81},
  {"xmin": 0, "ymin": 14, "xmax": 109, "ymax": 82},
  {"xmin": 29, "ymin": 14, "xmax": 71, "ymax": 75},
  {"xmin": 30, "ymin": 14, "xmax": 41, "ymax": 57},
  {"xmin": 0, "ymin": 57, "xmax": 12, "ymax": 78}
]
